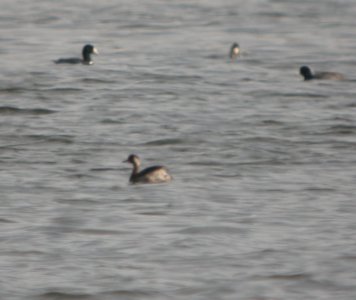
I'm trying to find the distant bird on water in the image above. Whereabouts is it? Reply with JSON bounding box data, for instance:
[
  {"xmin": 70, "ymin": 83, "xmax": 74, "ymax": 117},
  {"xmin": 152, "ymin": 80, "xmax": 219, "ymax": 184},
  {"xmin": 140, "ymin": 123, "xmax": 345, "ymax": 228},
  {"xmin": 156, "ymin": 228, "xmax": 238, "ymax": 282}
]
[
  {"xmin": 124, "ymin": 154, "xmax": 172, "ymax": 184},
  {"xmin": 229, "ymin": 43, "xmax": 240, "ymax": 60},
  {"xmin": 299, "ymin": 65, "xmax": 344, "ymax": 81},
  {"xmin": 54, "ymin": 44, "xmax": 99, "ymax": 65}
]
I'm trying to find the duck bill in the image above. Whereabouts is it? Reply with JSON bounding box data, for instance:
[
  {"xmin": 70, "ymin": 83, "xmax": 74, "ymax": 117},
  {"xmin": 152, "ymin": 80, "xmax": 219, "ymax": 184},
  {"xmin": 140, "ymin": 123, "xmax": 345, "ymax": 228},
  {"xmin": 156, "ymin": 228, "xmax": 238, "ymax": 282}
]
[{"xmin": 93, "ymin": 47, "xmax": 99, "ymax": 55}]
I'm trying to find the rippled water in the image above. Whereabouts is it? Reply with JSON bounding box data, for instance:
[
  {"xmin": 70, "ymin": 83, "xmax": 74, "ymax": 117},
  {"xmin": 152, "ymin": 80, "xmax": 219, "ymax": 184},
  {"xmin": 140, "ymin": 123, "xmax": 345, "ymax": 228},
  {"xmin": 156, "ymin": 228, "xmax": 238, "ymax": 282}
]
[{"xmin": 1, "ymin": 1, "xmax": 356, "ymax": 299}]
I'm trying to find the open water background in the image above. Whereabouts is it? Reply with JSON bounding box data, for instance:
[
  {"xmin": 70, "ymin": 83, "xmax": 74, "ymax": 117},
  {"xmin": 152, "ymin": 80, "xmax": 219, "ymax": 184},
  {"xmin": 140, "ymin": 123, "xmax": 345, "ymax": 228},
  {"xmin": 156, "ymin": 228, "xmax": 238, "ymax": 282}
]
[{"xmin": 1, "ymin": 0, "xmax": 356, "ymax": 299}]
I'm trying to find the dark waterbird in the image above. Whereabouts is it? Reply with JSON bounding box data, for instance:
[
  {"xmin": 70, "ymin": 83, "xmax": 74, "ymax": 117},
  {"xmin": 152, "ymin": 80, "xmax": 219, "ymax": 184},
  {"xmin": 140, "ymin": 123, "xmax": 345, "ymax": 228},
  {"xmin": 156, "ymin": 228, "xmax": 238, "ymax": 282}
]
[
  {"xmin": 300, "ymin": 65, "xmax": 344, "ymax": 81},
  {"xmin": 124, "ymin": 154, "xmax": 172, "ymax": 184},
  {"xmin": 54, "ymin": 44, "xmax": 99, "ymax": 65},
  {"xmin": 229, "ymin": 43, "xmax": 240, "ymax": 60}
]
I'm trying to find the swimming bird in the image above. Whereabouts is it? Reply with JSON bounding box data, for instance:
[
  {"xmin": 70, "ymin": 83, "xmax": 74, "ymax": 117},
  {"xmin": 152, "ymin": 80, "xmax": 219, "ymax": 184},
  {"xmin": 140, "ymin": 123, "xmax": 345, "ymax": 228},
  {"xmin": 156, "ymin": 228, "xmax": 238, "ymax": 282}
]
[
  {"xmin": 300, "ymin": 65, "xmax": 344, "ymax": 81},
  {"xmin": 54, "ymin": 44, "xmax": 99, "ymax": 65},
  {"xmin": 229, "ymin": 43, "xmax": 240, "ymax": 60},
  {"xmin": 124, "ymin": 154, "xmax": 172, "ymax": 184}
]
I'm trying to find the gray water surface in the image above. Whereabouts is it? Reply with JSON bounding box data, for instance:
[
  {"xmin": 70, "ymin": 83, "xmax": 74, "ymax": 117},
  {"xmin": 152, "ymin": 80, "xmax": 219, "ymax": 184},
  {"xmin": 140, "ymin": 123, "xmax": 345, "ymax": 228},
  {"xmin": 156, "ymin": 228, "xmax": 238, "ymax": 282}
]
[{"xmin": 1, "ymin": 1, "xmax": 356, "ymax": 299}]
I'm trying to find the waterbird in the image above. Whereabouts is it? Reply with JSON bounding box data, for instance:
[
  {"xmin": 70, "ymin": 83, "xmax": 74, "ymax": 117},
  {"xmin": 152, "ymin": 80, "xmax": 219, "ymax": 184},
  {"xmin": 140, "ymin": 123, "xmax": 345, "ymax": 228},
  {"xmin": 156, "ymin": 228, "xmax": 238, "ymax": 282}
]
[
  {"xmin": 299, "ymin": 65, "xmax": 344, "ymax": 81},
  {"xmin": 124, "ymin": 154, "xmax": 172, "ymax": 184},
  {"xmin": 54, "ymin": 44, "xmax": 99, "ymax": 65},
  {"xmin": 229, "ymin": 43, "xmax": 240, "ymax": 60}
]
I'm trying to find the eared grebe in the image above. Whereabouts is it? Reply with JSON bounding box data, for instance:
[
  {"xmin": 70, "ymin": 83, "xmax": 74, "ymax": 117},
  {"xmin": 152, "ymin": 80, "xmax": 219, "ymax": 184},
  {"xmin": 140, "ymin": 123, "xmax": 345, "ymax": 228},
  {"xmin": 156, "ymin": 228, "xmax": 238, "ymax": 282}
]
[
  {"xmin": 300, "ymin": 65, "xmax": 344, "ymax": 81},
  {"xmin": 54, "ymin": 44, "xmax": 99, "ymax": 65},
  {"xmin": 124, "ymin": 154, "xmax": 172, "ymax": 184},
  {"xmin": 229, "ymin": 43, "xmax": 240, "ymax": 60}
]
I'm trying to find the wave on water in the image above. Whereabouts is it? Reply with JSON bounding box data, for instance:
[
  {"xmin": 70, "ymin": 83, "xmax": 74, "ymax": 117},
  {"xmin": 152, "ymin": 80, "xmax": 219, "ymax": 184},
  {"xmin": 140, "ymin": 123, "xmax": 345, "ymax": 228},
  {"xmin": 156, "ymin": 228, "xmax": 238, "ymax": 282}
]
[
  {"xmin": 38, "ymin": 289, "xmax": 157, "ymax": 300},
  {"xmin": 80, "ymin": 78, "xmax": 117, "ymax": 84},
  {"xmin": 41, "ymin": 87, "xmax": 83, "ymax": 93},
  {"xmin": 255, "ymin": 272, "xmax": 311, "ymax": 281},
  {"xmin": 304, "ymin": 124, "xmax": 356, "ymax": 137},
  {"xmin": 38, "ymin": 291, "xmax": 91, "ymax": 300},
  {"xmin": 142, "ymin": 138, "xmax": 186, "ymax": 146},
  {"xmin": 140, "ymin": 72, "xmax": 204, "ymax": 83},
  {"xmin": 0, "ymin": 106, "xmax": 56, "ymax": 115},
  {"xmin": 0, "ymin": 134, "xmax": 73, "ymax": 149},
  {"xmin": 326, "ymin": 124, "xmax": 356, "ymax": 135},
  {"xmin": 0, "ymin": 218, "xmax": 16, "ymax": 223}
]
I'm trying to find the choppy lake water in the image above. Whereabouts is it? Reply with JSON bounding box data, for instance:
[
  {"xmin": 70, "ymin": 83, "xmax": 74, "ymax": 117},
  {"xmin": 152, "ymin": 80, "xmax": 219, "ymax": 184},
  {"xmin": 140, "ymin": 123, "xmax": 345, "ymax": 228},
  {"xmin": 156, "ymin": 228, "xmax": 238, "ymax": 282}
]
[{"xmin": 1, "ymin": 0, "xmax": 356, "ymax": 299}]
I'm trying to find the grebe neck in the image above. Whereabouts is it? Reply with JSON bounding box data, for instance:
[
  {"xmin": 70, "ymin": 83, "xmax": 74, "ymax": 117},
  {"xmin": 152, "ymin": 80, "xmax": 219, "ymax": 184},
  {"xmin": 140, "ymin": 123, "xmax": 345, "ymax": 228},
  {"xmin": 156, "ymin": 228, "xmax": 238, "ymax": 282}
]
[{"xmin": 131, "ymin": 160, "xmax": 141, "ymax": 175}]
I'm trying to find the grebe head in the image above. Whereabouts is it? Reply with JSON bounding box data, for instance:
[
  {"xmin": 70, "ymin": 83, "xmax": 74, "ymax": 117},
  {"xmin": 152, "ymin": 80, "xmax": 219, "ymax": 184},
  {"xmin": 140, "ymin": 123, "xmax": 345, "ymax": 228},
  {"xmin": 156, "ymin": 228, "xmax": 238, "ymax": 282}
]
[
  {"xmin": 82, "ymin": 44, "xmax": 99, "ymax": 63},
  {"xmin": 230, "ymin": 43, "xmax": 240, "ymax": 58},
  {"xmin": 124, "ymin": 154, "xmax": 141, "ymax": 167},
  {"xmin": 300, "ymin": 65, "xmax": 313, "ymax": 80}
]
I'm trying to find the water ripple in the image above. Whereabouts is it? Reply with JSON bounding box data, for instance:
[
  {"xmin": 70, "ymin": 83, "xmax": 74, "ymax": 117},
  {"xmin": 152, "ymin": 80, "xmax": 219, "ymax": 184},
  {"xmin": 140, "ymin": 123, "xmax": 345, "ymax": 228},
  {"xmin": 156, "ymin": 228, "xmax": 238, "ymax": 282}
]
[
  {"xmin": 142, "ymin": 138, "xmax": 186, "ymax": 146},
  {"xmin": 0, "ymin": 218, "xmax": 16, "ymax": 224},
  {"xmin": 38, "ymin": 292, "xmax": 91, "ymax": 300},
  {"xmin": 0, "ymin": 106, "xmax": 56, "ymax": 115}
]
